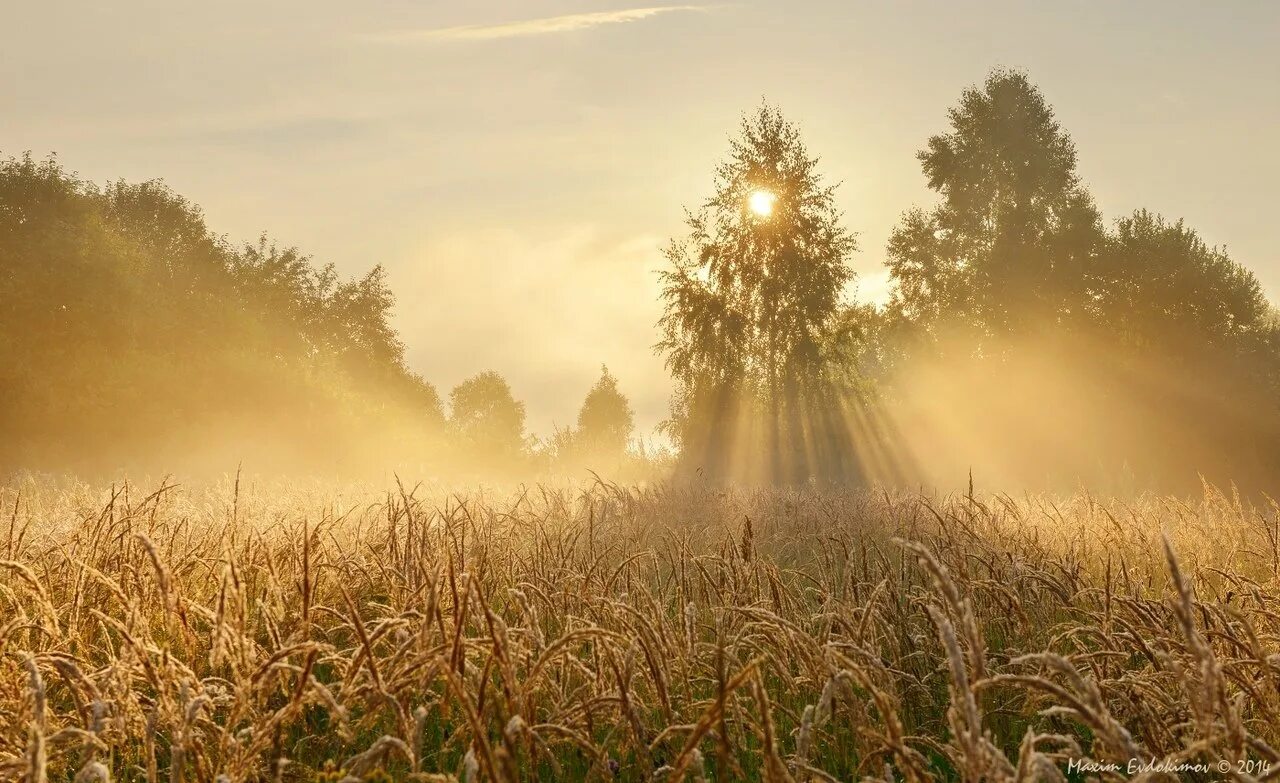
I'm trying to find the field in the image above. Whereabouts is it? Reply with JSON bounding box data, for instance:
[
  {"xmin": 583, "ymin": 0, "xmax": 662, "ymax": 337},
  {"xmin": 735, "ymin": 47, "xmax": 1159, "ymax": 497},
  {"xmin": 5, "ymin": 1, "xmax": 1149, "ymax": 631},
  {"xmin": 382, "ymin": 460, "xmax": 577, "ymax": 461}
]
[{"xmin": 3, "ymin": 476, "xmax": 1280, "ymax": 782}]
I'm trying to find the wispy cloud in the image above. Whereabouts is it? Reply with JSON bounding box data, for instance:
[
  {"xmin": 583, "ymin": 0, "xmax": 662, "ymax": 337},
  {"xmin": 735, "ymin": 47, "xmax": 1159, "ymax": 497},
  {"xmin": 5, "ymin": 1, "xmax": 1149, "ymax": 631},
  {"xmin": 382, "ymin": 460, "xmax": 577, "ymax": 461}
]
[{"xmin": 369, "ymin": 5, "xmax": 707, "ymax": 43}]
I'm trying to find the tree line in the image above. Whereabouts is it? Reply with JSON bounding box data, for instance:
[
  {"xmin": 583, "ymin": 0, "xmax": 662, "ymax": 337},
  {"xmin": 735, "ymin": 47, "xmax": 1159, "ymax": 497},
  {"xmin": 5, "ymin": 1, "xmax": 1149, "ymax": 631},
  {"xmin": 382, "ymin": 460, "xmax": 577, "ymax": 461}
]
[{"xmin": 0, "ymin": 155, "xmax": 636, "ymax": 477}]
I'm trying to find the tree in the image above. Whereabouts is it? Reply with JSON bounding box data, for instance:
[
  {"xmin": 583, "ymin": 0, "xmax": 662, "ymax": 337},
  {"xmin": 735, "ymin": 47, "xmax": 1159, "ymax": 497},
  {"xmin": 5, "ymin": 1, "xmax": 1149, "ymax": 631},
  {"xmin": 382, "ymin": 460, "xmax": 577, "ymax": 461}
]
[
  {"xmin": 448, "ymin": 371, "xmax": 527, "ymax": 461},
  {"xmin": 1102, "ymin": 210, "xmax": 1272, "ymax": 356},
  {"xmin": 885, "ymin": 68, "xmax": 1276, "ymax": 370},
  {"xmin": 573, "ymin": 365, "xmax": 634, "ymax": 462},
  {"xmin": 878, "ymin": 70, "xmax": 1280, "ymax": 490},
  {"xmin": 885, "ymin": 68, "xmax": 1105, "ymax": 350},
  {"xmin": 0, "ymin": 152, "xmax": 446, "ymax": 474},
  {"xmin": 656, "ymin": 104, "xmax": 863, "ymax": 481}
]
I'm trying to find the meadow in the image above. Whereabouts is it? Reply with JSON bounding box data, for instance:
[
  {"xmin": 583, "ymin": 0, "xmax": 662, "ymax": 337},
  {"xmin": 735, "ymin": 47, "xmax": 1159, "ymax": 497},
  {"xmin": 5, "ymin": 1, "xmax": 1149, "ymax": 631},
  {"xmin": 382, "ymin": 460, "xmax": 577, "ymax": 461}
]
[{"xmin": 2, "ymin": 475, "xmax": 1279, "ymax": 782}]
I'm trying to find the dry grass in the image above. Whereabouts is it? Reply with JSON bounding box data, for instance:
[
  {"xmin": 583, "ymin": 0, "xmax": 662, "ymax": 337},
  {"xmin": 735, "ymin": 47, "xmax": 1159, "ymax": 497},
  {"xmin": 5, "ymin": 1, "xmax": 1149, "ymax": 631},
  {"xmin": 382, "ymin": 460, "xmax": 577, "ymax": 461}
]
[{"xmin": 3, "ymin": 475, "xmax": 1280, "ymax": 781}]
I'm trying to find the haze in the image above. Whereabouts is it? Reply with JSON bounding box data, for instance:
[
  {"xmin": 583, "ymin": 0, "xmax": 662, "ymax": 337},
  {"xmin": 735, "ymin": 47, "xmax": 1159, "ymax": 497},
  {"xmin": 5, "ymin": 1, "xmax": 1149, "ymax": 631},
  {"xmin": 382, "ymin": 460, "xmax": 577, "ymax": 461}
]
[{"xmin": 4, "ymin": 0, "xmax": 1278, "ymax": 439}]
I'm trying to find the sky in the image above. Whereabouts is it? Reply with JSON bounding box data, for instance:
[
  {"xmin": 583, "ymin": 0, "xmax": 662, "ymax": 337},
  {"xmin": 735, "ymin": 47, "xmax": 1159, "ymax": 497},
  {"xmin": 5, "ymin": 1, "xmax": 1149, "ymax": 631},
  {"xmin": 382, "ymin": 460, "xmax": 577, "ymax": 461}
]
[{"xmin": 4, "ymin": 1, "xmax": 1278, "ymax": 439}]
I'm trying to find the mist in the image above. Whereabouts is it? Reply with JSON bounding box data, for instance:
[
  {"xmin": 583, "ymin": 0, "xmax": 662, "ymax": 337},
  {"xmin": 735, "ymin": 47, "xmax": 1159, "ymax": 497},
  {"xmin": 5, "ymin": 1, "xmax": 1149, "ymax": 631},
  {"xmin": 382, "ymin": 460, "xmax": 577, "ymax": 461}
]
[{"xmin": 876, "ymin": 328, "xmax": 1280, "ymax": 494}]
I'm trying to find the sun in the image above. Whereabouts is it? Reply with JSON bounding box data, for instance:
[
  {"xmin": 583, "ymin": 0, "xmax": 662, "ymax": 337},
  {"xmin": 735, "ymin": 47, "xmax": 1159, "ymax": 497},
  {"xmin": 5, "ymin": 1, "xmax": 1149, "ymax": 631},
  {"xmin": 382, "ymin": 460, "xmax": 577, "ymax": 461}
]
[{"xmin": 748, "ymin": 189, "xmax": 777, "ymax": 218}]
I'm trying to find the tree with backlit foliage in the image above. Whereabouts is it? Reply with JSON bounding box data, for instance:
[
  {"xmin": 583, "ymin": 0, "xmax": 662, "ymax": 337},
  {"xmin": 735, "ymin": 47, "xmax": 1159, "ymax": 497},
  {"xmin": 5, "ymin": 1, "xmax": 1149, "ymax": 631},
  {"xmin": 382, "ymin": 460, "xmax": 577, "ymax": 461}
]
[{"xmin": 656, "ymin": 104, "xmax": 875, "ymax": 482}]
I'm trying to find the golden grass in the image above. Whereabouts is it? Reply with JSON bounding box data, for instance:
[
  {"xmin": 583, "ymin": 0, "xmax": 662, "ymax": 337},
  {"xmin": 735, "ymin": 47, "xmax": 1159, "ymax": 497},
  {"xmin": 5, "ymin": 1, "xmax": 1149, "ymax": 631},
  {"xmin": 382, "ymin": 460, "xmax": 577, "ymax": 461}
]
[{"xmin": 2, "ymin": 475, "xmax": 1280, "ymax": 781}]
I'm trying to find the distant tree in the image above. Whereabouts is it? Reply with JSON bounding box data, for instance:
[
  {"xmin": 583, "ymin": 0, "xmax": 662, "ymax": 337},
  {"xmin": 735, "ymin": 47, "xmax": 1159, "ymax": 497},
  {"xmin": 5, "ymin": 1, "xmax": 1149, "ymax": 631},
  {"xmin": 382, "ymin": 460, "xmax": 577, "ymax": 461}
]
[
  {"xmin": 573, "ymin": 365, "xmax": 634, "ymax": 461},
  {"xmin": 656, "ymin": 104, "xmax": 865, "ymax": 481},
  {"xmin": 449, "ymin": 371, "xmax": 527, "ymax": 459}
]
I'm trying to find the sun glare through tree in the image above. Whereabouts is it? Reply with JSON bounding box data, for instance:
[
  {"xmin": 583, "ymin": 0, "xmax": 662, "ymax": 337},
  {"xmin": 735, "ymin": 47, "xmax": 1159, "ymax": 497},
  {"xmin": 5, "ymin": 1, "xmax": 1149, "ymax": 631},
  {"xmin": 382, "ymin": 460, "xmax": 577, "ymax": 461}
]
[{"xmin": 748, "ymin": 188, "xmax": 776, "ymax": 217}]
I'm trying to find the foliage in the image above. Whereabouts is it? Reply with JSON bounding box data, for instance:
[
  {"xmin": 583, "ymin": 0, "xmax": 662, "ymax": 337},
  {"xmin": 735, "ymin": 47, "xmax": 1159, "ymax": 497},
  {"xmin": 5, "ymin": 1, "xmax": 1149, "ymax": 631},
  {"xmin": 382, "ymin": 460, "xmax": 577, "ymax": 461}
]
[
  {"xmin": 878, "ymin": 70, "xmax": 1280, "ymax": 487},
  {"xmin": 656, "ymin": 105, "xmax": 868, "ymax": 482},
  {"xmin": 1101, "ymin": 209, "xmax": 1275, "ymax": 357},
  {"xmin": 5, "ymin": 69, "xmax": 1280, "ymax": 488},
  {"xmin": 575, "ymin": 366, "xmax": 635, "ymax": 456},
  {"xmin": 884, "ymin": 68, "xmax": 1278, "ymax": 366},
  {"xmin": 884, "ymin": 68, "xmax": 1106, "ymax": 347},
  {"xmin": 547, "ymin": 365, "xmax": 637, "ymax": 473},
  {"xmin": 0, "ymin": 153, "xmax": 443, "ymax": 475},
  {"xmin": 448, "ymin": 371, "xmax": 529, "ymax": 466}
]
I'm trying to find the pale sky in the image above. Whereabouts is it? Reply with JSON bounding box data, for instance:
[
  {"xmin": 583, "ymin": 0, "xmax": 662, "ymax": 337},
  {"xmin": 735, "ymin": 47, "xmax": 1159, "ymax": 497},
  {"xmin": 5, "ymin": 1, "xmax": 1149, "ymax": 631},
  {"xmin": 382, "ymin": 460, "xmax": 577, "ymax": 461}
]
[{"xmin": 5, "ymin": 1, "xmax": 1278, "ymax": 438}]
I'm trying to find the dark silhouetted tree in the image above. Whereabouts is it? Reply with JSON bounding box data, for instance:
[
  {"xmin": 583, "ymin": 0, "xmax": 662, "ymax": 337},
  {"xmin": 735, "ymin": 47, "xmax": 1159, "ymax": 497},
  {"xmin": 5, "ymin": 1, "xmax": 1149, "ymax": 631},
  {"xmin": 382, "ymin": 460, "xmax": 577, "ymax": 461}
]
[
  {"xmin": 884, "ymin": 69, "xmax": 1276, "ymax": 370},
  {"xmin": 1101, "ymin": 210, "xmax": 1273, "ymax": 356}
]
